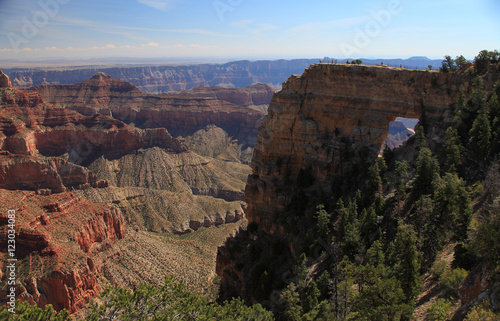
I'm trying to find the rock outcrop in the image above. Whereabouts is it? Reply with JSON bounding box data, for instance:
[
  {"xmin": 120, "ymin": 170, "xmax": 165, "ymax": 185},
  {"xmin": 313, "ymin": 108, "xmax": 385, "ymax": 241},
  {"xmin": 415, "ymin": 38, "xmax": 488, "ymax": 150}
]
[
  {"xmin": 0, "ymin": 69, "xmax": 12, "ymax": 88},
  {"xmin": 76, "ymin": 207, "xmax": 126, "ymax": 254},
  {"xmin": 0, "ymin": 155, "xmax": 109, "ymax": 193},
  {"xmin": 0, "ymin": 189, "xmax": 126, "ymax": 313},
  {"xmin": 0, "ymin": 83, "xmax": 188, "ymax": 162}
]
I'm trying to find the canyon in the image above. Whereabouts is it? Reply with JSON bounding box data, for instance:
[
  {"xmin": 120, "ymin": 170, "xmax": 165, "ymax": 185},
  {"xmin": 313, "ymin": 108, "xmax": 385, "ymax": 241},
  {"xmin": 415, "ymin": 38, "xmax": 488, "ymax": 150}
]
[
  {"xmin": 6, "ymin": 59, "xmax": 319, "ymax": 93},
  {"xmin": 1, "ymin": 58, "xmax": 497, "ymax": 318},
  {"xmin": 0, "ymin": 69, "xmax": 262, "ymax": 312}
]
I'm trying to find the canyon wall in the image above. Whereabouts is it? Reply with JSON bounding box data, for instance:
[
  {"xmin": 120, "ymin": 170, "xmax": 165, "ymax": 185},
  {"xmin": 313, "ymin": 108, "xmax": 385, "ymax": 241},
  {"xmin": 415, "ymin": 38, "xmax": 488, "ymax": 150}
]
[
  {"xmin": 5, "ymin": 57, "xmax": 444, "ymax": 93},
  {"xmin": 32, "ymin": 73, "xmax": 274, "ymax": 140},
  {"xmin": 0, "ymin": 69, "xmax": 249, "ymax": 313}
]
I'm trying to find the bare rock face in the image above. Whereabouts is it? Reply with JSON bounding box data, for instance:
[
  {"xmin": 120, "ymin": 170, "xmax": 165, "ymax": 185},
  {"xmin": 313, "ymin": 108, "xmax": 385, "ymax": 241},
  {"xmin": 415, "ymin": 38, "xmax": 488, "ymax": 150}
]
[
  {"xmin": 9, "ymin": 59, "xmax": 317, "ymax": 92},
  {"xmin": 0, "ymin": 85, "xmax": 188, "ymax": 162},
  {"xmin": 0, "ymin": 155, "xmax": 109, "ymax": 193},
  {"xmin": 0, "ymin": 69, "xmax": 12, "ymax": 88},
  {"xmin": 76, "ymin": 207, "xmax": 126, "ymax": 254}
]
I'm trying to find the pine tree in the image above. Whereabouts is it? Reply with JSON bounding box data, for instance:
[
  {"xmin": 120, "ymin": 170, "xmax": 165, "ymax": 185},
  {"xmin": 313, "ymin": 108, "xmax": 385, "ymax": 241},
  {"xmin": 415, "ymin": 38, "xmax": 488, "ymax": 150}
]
[
  {"xmin": 413, "ymin": 147, "xmax": 440, "ymax": 198},
  {"xmin": 351, "ymin": 262, "xmax": 412, "ymax": 321},
  {"xmin": 470, "ymin": 77, "xmax": 488, "ymax": 112},
  {"xmin": 393, "ymin": 222, "xmax": 422, "ymax": 304},
  {"xmin": 469, "ymin": 109, "xmax": 492, "ymax": 161},
  {"xmin": 304, "ymin": 281, "xmax": 321, "ymax": 312},
  {"xmin": 444, "ymin": 127, "xmax": 465, "ymax": 172},
  {"xmin": 487, "ymin": 91, "xmax": 500, "ymax": 154},
  {"xmin": 314, "ymin": 204, "xmax": 331, "ymax": 239},
  {"xmin": 367, "ymin": 160, "xmax": 382, "ymax": 202},
  {"xmin": 452, "ymin": 90, "xmax": 469, "ymax": 142},
  {"xmin": 395, "ymin": 161, "xmax": 408, "ymax": 197},
  {"xmin": 279, "ymin": 283, "xmax": 303, "ymax": 321},
  {"xmin": 414, "ymin": 126, "xmax": 428, "ymax": 150}
]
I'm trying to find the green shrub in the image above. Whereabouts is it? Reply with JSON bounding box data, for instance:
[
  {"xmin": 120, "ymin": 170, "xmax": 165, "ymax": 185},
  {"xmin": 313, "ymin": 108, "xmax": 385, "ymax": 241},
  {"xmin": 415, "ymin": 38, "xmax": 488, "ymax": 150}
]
[
  {"xmin": 431, "ymin": 259, "xmax": 448, "ymax": 278},
  {"xmin": 427, "ymin": 298, "xmax": 452, "ymax": 321},
  {"xmin": 440, "ymin": 268, "xmax": 468, "ymax": 296},
  {"xmin": 464, "ymin": 301, "xmax": 499, "ymax": 321}
]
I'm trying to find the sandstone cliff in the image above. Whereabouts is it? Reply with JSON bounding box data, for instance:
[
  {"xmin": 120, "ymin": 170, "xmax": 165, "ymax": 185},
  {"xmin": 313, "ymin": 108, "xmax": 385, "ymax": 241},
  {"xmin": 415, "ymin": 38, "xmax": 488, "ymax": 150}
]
[
  {"xmin": 0, "ymin": 190, "xmax": 126, "ymax": 312},
  {"xmin": 0, "ymin": 83, "xmax": 189, "ymax": 162},
  {"xmin": 0, "ymin": 154, "xmax": 108, "ymax": 193},
  {"xmin": 0, "ymin": 69, "xmax": 12, "ymax": 88}
]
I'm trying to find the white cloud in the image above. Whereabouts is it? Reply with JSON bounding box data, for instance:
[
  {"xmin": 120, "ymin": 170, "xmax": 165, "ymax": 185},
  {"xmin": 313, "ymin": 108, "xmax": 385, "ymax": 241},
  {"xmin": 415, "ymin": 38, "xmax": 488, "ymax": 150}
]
[
  {"xmin": 141, "ymin": 42, "xmax": 160, "ymax": 47},
  {"xmin": 137, "ymin": 0, "xmax": 178, "ymax": 11}
]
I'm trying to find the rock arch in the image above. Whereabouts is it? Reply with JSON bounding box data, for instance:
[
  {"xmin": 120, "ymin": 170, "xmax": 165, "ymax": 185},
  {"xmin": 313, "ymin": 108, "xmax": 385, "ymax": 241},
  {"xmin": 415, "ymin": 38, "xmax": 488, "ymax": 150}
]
[{"xmin": 245, "ymin": 64, "xmax": 494, "ymax": 227}]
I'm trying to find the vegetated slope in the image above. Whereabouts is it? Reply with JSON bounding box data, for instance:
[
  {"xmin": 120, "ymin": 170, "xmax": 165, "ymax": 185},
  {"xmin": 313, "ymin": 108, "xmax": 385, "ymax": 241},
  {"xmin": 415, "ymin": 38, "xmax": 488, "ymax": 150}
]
[{"xmin": 216, "ymin": 58, "xmax": 500, "ymax": 320}]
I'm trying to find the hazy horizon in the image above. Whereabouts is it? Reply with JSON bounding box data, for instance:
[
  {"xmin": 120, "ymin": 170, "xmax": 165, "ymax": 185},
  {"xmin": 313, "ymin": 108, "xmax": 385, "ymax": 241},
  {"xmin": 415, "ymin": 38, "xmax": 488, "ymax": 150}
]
[{"xmin": 1, "ymin": 0, "xmax": 499, "ymax": 64}]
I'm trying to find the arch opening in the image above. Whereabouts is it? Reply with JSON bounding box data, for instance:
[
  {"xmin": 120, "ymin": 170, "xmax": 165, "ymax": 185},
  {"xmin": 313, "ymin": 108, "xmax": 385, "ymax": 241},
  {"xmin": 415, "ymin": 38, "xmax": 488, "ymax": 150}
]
[{"xmin": 382, "ymin": 117, "xmax": 419, "ymax": 150}]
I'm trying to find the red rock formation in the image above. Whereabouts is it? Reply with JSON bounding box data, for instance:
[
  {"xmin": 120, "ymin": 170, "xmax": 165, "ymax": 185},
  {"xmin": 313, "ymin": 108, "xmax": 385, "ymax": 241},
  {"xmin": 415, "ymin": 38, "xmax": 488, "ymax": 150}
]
[
  {"xmin": 76, "ymin": 207, "xmax": 126, "ymax": 254},
  {"xmin": 245, "ymin": 64, "xmax": 500, "ymax": 229},
  {"xmin": 0, "ymin": 75, "xmax": 189, "ymax": 163},
  {"xmin": 0, "ymin": 155, "xmax": 109, "ymax": 193},
  {"xmin": 0, "ymin": 189, "xmax": 126, "ymax": 313},
  {"xmin": 31, "ymin": 262, "xmax": 100, "ymax": 312}
]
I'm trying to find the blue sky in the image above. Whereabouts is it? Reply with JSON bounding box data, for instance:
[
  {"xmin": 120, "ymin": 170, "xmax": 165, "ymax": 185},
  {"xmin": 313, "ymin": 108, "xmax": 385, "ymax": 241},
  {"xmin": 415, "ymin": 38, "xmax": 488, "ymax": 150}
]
[{"xmin": 0, "ymin": 0, "xmax": 499, "ymax": 62}]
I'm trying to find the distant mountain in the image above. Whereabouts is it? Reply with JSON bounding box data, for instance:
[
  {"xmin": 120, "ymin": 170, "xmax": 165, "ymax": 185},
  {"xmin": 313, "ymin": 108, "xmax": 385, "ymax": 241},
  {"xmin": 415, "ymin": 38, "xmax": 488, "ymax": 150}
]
[{"xmin": 3, "ymin": 57, "xmax": 444, "ymax": 93}]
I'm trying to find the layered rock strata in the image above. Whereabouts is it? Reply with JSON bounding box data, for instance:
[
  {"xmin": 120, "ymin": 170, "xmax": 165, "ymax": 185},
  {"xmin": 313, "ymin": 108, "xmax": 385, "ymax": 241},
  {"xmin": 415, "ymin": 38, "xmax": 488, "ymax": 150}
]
[
  {"xmin": 0, "ymin": 83, "xmax": 188, "ymax": 161},
  {"xmin": 32, "ymin": 73, "xmax": 275, "ymax": 140},
  {"xmin": 9, "ymin": 59, "xmax": 317, "ymax": 92},
  {"xmin": 0, "ymin": 190, "xmax": 126, "ymax": 312}
]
